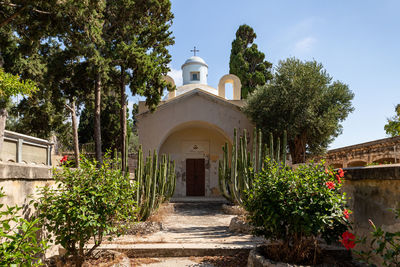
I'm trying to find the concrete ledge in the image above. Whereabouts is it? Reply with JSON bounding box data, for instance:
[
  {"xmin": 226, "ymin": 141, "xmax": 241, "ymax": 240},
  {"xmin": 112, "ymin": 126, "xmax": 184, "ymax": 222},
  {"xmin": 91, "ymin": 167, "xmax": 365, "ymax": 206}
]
[
  {"xmin": 95, "ymin": 243, "xmax": 255, "ymax": 258},
  {"xmin": 0, "ymin": 162, "xmax": 52, "ymax": 180},
  {"xmin": 344, "ymin": 164, "xmax": 400, "ymax": 180}
]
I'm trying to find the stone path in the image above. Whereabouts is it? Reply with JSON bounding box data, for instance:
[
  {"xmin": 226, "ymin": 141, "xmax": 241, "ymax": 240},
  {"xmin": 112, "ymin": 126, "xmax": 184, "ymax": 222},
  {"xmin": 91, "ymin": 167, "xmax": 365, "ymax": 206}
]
[{"xmin": 97, "ymin": 201, "xmax": 263, "ymax": 266}]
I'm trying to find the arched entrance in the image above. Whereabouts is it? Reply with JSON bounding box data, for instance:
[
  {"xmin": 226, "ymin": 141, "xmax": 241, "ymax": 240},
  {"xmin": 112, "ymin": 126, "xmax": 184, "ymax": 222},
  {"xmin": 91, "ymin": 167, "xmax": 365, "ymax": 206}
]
[{"xmin": 159, "ymin": 121, "xmax": 232, "ymax": 197}]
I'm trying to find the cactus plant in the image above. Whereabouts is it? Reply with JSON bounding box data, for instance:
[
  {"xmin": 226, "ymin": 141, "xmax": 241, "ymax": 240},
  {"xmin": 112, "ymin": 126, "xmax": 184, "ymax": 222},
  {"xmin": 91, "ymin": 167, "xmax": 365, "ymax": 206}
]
[
  {"xmin": 135, "ymin": 146, "xmax": 176, "ymax": 221},
  {"xmin": 218, "ymin": 128, "xmax": 287, "ymax": 204}
]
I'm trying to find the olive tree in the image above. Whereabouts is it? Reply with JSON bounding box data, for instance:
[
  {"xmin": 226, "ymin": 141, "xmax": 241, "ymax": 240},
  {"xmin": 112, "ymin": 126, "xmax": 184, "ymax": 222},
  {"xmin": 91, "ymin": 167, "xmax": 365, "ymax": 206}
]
[{"xmin": 244, "ymin": 58, "xmax": 354, "ymax": 163}]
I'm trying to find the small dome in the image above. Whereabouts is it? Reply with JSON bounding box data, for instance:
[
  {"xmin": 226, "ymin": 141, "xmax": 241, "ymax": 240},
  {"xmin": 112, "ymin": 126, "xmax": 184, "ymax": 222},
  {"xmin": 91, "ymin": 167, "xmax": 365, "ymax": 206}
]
[{"xmin": 182, "ymin": 56, "xmax": 208, "ymax": 68}]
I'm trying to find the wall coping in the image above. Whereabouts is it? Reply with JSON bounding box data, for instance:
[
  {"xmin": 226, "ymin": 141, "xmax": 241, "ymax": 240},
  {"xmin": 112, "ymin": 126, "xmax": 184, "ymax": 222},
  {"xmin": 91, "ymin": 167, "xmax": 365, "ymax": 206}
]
[
  {"xmin": 344, "ymin": 164, "xmax": 400, "ymax": 180},
  {"xmin": 0, "ymin": 162, "xmax": 52, "ymax": 181}
]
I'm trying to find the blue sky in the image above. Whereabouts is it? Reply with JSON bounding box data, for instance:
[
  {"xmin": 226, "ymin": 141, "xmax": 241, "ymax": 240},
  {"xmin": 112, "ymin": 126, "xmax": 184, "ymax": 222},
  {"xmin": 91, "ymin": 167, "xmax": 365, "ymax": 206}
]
[{"xmin": 131, "ymin": 0, "xmax": 400, "ymax": 149}]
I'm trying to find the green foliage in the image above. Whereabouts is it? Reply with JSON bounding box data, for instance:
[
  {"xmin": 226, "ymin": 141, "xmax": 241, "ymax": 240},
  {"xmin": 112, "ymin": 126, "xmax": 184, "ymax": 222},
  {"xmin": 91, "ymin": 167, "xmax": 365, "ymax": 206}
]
[
  {"xmin": 0, "ymin": 68, "xmax": 37, "ymax": 108},
  {"xmin": 384, "ymin": 104, "xmax": 400, "ymax": 137},
  {"xmin": 1, "ymin": 0, "xmax": 174, "ymax": 160},
  {"xmin": 355, "ymin": 210, "xmax": 400, "ymax": 267},
  {"xmin": 104, "ymin": 0, "xmax": 175, "ymax": 111},
  {"xmin": 218, "ymin": 128, "xmax": 287, "ymax": 204},
  {"xmin": 34, "ymin": 154, "xmax": 136, "ymax": 266},
  {"xmin": 78, "ymin": 95, "xmax": 135, "ymax": 152},
  {"xmin": 135, "ymin": 146, "xmax": 176, "ymax": 221},
  {"xmin": 229, "ymin": 24, "xmax": 272, "ymax": 99},
  {"xmin": 244, "ymin": 57, "xmax": 354, "ymax": 164},
  {"xmin": 0, "ymin": 188, "xmax": 48, "ymax": 266},
  {"xmin": 243, "ymin": 161, "xmax": 349, "ymax": 264}
]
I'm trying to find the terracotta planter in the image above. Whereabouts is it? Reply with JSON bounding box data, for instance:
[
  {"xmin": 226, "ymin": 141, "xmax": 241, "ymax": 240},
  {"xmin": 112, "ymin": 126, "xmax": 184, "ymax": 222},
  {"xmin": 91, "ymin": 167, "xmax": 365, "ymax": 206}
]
[{"xmin": 247, "ymin": 245, "xmax": 357, "ymax": 267}]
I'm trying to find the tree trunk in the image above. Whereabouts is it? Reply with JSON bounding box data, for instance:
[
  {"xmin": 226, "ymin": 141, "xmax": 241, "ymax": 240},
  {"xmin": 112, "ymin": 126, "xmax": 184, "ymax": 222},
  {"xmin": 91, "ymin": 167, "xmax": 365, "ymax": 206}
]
[
  {"xmin": 70, "ymin": 100, "xmax": 80, "ymax": 168},
  {"xmin": 289, "ymin": 132, "xmax": 307, "ymax": 164},
  {"xmin": 0, "ymin": 108, "xmax": 7, "ymax": 154},
  {"xmin": 120, "ymin": 66, "xmax": 127, "ymax": 172},
  {"xmin": 94, "ymin": 73, "xmax": 102, "ymax": 166}
]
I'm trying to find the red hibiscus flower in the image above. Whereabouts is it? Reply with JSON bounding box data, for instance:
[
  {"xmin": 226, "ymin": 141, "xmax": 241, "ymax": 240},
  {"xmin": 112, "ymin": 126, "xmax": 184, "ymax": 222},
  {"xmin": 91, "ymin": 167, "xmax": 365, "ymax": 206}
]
[
  {"xmin": 336, "ymin": 174, "xmax": 342, "ymax": 184},
  {"xmin": 338, "ymin": 168, "xmax": 344, "ymax": 178},
  {"xmin": 325, "ymin": 181, "xmax": 335, "ymax": 190},
  {"xmin": 340, "ymin": 231, "xmax": 356, "ymax": 250},
  {"xmin": 343, "ymin": 209, "xmax": 351, "ymax": 219},
  {"xmin": 60, "ymin": 155, "xmax": 68, "ymax": 163}
]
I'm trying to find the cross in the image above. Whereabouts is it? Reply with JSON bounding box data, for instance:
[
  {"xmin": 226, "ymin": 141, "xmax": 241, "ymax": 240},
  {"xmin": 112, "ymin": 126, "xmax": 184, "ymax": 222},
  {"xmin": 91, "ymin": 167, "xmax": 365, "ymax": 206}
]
[{"xmin": 190, "ymin": 46, "xmax": 199, "ymax": 56}]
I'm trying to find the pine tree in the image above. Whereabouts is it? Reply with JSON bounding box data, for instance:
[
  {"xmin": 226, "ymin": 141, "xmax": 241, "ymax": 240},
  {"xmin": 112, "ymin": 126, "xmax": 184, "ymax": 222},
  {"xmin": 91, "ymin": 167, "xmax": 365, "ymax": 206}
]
[
  {"xmin": 229, "ymin": 24, "xmax": 273, "ymax": 99},
  {"xmin": 103, "ymin": 0, "xmax": 174, "ymax": 170}
]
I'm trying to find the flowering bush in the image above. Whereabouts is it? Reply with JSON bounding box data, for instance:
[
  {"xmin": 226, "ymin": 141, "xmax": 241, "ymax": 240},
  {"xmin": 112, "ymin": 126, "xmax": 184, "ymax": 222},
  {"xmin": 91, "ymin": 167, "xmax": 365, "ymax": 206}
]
[
  {"xmin": 244, "ymin": 159, "xmax": 351, "ymax": 264},
  {"xmin": 34, "ymin": 154, "xmax": 136, "ymax": 267},
  {"xmin": 60, "ymin": 155, "xmax": 68, "ymax": 164},
  {"xmin": 341, "ymin": 231, "xmax": 356, "ymax": 250}
]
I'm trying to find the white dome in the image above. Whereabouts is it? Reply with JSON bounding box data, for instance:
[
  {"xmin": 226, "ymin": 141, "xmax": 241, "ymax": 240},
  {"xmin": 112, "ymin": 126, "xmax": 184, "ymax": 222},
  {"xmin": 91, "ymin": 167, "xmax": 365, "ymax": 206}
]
[
  {"xmin": 182, "ymin": 56, "xmax": 208, "ymax": 68},
  {"xmin": 181, "ymin": 56, "xmax": 208, "ymax": 85}
]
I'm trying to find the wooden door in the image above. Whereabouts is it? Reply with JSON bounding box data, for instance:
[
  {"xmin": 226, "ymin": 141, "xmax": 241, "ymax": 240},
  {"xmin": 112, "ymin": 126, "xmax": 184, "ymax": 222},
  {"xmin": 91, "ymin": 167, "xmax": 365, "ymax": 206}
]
[{"xmin": 186, "ymin": 158, "xmax": 205, "ymax": 196}]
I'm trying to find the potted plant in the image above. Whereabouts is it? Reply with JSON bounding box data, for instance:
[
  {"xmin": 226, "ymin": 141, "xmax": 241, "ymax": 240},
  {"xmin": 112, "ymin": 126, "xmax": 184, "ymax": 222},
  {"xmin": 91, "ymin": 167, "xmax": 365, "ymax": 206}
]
[{"xmin": 244, "ymin": 159, "xmax": 355, "ymax": 266}]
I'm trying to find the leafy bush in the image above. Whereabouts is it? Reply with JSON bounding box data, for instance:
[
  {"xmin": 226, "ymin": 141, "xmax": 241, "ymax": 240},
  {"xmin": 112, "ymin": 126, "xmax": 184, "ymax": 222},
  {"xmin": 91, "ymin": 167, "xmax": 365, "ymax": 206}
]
[
  {"xmin": 34, "ymin": 154, "xmax": 136, "ymax": 266},
  {"xmin": 0, "ymin": 188, "xmax": 47, "ymax": 266},
  {"xmin": 355, "ymin": 212, "xmax": 400, "ymax": 266},
  {"xmin": 244, "ymin": 159, "xmax": 350, "ymax": 264}
]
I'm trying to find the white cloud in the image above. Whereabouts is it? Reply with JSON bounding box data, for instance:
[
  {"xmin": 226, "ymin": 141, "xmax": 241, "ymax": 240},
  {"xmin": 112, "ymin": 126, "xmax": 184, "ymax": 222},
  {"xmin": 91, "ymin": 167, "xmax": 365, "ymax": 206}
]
[
  {"xmin": 294, "ymin": 37, "xmax": 316, "ymax": 54},
  {"xmin": 167, "ymin": 67, "xmax": 183, "ymax": 86}
]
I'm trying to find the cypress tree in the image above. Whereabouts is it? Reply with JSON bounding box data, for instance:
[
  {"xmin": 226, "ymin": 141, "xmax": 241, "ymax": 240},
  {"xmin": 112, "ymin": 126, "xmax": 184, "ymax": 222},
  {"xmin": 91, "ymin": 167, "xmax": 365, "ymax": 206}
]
[{"xmin": 229, "ymin": 24, "xmax": 273, "ymax": 99}]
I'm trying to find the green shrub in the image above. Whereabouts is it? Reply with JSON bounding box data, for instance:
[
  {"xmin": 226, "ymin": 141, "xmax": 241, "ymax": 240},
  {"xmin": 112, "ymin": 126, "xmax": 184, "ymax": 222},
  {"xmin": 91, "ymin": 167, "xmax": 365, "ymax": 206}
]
[
  {"xmin": 243, "ymin": 159, "xmax": 350, "ymax": 264},
  {"xmin": 355, "ymin": 211, "xmax": 400, "ymax": 266},
  {"xmin": 0, "ymin": 188, "xmax": 47, "ymax": 266},
  {"xmin": 34, "ymin": 154, "xmax": 136, "ymax": 266}
]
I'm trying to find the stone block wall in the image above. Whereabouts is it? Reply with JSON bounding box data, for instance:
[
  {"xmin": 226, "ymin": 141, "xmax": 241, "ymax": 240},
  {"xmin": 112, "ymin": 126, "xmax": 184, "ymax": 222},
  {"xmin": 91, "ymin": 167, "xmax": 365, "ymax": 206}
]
[
  {"xmin": 343, "ymin": 164, "xmax": 400, "ymax": 261},
  {"xmin": 0, "ymin": 162, "xmax": 53, "ymax": 212}
]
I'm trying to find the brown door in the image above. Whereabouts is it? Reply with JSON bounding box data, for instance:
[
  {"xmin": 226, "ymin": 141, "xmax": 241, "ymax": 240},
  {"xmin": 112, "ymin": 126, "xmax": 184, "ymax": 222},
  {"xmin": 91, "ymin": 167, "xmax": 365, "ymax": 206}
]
[{"xmin": 186, "ymin": 158, "xmax": 205, "ymax": 196}]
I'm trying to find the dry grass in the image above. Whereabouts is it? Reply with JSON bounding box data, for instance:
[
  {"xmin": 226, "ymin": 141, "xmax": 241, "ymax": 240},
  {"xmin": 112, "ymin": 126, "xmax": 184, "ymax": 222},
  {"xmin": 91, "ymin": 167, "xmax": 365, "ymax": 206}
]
[
  {"xmin": 130, "ymin": 257, "xmax": 161, "ymax": 266},
  {"xmin": 190, "ymin": 251, "xmax": 249, "ymax": 267},
  {"xmin": 147, "ymin": 203, "xmax": 174, "ymax": 223}
]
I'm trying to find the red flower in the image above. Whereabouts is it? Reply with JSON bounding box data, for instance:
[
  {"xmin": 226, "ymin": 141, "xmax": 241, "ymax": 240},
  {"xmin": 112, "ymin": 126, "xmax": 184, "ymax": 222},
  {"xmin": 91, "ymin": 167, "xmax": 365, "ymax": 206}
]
[
  {"xmin": 338, "ymin": 168, "xmax": 344, "ymax": 178},
  {"xmin": 340, "ymin": 231, "xmax": 356, "ymax": 250},
  {"xmin": 325, "ymin": 181, "xmax": 335, "ymax": 190},
  {"xmin": 343, "ymin": 209, "xmax": 351, "ymax": 219},
  {"xmin": 325, "ymin": 169, "xmax": 329, "ymax": 174},
  {"xmin": 336, "ymin": 174, "xmax": 342, "ymax": 184},
  {"xmin": 60, "ymin": 155, "xmax": 68, "ymax": 163}
]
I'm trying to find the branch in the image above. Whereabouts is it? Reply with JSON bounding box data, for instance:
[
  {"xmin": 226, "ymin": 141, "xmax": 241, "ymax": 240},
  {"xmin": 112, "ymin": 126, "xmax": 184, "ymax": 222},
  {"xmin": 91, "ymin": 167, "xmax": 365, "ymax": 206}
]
[
  {"xmin": 0, "ymin": 2, "xmax": 51, "ymax": 27},
  {"xmin": 0, "ymin": 2, "xmax": 51, "ymax": 14},
  {"xmin": 64, "ymin": 104, "xmax": 74, "ymax": 113},
  {"xmin": 0, "ymin": 4, "xmax": 26, "ymax": 28}
]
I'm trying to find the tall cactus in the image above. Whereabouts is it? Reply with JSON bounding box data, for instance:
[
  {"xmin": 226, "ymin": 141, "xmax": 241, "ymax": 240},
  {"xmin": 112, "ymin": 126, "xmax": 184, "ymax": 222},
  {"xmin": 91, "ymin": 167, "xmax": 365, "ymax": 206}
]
[
  {"xmin": 218, "ymin": 128, "xmax": 287, "ymax": 204},
  {"xmin": 135, "ymin": 146, "xmax": 176, "ymax": 221}
]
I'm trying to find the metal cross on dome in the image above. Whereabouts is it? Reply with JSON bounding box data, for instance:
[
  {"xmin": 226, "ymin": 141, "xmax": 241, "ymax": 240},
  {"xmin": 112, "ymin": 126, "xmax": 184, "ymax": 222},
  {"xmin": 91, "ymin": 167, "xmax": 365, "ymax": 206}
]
[{"xmin": 190, "ymin": 46, "xmax": 199, "ymax": 56}]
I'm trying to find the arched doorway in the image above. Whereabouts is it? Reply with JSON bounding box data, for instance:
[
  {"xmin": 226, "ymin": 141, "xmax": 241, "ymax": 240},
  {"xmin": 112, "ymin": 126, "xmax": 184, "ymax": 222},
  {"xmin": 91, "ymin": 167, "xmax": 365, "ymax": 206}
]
[{"xmin": 159, "ymin": 121, "xmax": 232, "ymax": 197}]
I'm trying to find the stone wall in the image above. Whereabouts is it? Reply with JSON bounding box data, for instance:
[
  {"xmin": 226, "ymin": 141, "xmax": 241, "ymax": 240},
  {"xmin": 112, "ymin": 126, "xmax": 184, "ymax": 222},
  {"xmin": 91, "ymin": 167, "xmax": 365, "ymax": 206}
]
[
  {"xmin": 0, "ymin": 130, "xmax": 53, "ymax": 166},
  {"xmin": 343, "ymin": 164, "xmax": 400, "ymax": 261},
  {"xmin": 0, "ymin": 162, "xmax": 53, "ymax": 212}
]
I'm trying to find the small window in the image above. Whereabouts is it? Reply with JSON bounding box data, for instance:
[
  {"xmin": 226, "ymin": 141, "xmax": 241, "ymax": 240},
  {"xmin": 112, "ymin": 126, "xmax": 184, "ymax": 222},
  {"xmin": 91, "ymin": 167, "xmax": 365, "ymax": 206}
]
[{"xmin": 191, "ymin": 72, "xmax": 200, "ymax": 81}]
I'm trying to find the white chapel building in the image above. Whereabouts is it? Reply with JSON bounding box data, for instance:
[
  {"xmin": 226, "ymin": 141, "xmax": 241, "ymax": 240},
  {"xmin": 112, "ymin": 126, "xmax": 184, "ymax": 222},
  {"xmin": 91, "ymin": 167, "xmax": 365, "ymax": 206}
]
[{"xmin": 137, "ymin": 55, "xmax": 253, "ymax": 197}]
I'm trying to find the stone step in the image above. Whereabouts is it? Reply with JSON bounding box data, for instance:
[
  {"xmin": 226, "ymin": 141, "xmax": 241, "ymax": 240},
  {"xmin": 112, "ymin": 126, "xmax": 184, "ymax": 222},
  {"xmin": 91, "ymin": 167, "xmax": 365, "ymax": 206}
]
[
  {"xmin": 94, "ymin": 243, "xmax": 256, "ymax": 258},
  {"xmin": 170, "ymin": 197, "xmax": 228, "ymax": 203}
]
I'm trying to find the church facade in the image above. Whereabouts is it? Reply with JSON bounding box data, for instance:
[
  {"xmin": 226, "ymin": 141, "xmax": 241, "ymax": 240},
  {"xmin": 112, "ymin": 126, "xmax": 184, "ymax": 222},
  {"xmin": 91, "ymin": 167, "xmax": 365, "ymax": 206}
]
[{"xmin": 137, "ymin": 55, "xmax": 253, "ymax": 197}]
